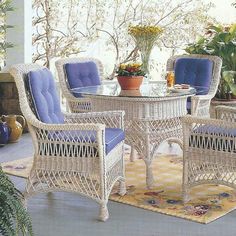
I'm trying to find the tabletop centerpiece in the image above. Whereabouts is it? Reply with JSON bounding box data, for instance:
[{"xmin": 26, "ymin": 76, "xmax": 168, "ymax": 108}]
[
  {"xmin": 116, "ymin": 62, "xmax": 145, "ymax": 90},
  {"xmin": 128, "ymin": 25, "xmax": 163, "ymax": 81}
]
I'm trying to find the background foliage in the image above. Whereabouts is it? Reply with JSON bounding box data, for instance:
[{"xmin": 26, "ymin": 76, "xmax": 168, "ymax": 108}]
[
  {"xmin": 185, "ymin": 23, "xmax": 236, "ymax": 99},
  {"xmin": 32, "ymin": 0, "xmax": 214, "ymax": 78}
]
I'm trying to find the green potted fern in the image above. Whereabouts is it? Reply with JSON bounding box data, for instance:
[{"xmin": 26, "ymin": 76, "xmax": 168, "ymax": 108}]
[{"xmin": 0, "ymin": 166, "xmax": 33, "ymax": 236}]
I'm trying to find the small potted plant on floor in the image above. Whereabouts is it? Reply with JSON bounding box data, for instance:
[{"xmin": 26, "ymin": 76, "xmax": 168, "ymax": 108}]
[
  {"xmin": 116, "ymin": 62, "xmax": 145, "ymax": 90},
  {"xmin": 0, "ymin": 166, "xmax": 33, "ymax": 236}
]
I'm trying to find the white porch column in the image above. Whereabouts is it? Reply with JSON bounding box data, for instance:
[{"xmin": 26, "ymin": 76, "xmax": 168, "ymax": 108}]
[{"xmin": 5, "ymin": 0, "xmax": 32, "ymax": 67}]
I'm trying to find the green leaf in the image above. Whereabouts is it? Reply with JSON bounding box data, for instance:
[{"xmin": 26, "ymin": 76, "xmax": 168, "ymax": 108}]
[
  {"xmin": 223, "ymin": 70, "xmax": 236, "ymax": 95},
  {"xmin": 0, "ymin": 166, "xmax": 33, "ymax": 236},
  {"xmin": 208, "ymin": 25, "xmax": 223, "ymax": 33},
  {"xmin": 229, "ymin": 23, "xmax": 236, "ymax": 35}
]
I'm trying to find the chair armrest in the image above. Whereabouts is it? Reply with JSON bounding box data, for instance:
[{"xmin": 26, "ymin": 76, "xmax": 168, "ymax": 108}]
[
  {"xmin": 66, "ymin": 96, "xmax": 92, "ymax": 113},
  {"xmin": 67, "ymin": 96, "xmax": 91, "ymax": 103},
  {"xmin": 63, "ymin": 110, "xmax": 125, "ymax": 129},
  {"xmin": 182, "ymin": 115, "xmax": 236, "ymax": 150},
  {"xmin": 215, "ymin": 105, "xmax": 236, "ymax": 122},
  {"xmin": 182, "ymin": 115, "xmax": 235, "ymax": 129},
  {"xmin": 29, "ymin": 119, "xmax": 105, "ymax": 132},
  {"xmin": 28, "ymin": 120, "xmax": 107, "ymax": 159},
  {"xmin": 191, "ymin": 95, "xmax": 212, "ymax": 117},
  {"xmin": 191, "ymin": 94, "xmax": 213, "ymax": 101}
]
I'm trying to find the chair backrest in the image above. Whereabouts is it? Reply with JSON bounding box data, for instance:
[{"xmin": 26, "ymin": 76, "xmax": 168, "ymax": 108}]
[
  {"xmin": 27, "ymin": 68, "xmax": 64, "ymax": 124},
  {"xmin": 10, "ymin": 64, "xmax": 64, "ymax": 125},
  {"xmin": 174, "ymin": 58, "xmax": 213, "ymax": 94},
  {"xmin": 65, "ymin": 61, "xmax": 101, "ymax": 88},
  {"xmin": 166, "ymin": 54, "xmax": 222, "ymax": 96},
  {"xmin": 55, "ymin": 57, "xmax": 104, "ymax": 99}
]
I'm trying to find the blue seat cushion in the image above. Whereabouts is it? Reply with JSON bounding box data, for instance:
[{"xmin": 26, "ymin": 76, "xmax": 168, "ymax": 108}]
[
  {"xmin": 64, "ymin": 62, "xmax": 101, "ymax": 98},
  {"xmin": 27, "ymin": 68, "xmax": 64, "ymax": 124},
  {"xmin": 190, "ymin": 125, "xmax": 236, "ymax": 152},
  {"xmin": 49, "ymin": 128, "xmax": 125, "ymax": 155},
  {"xmin": 174, "ymin": 58, "xmax": 213, "ymax": 95},
  {"xmin": 104, "ymin": 128, "xmax": 125, "ymax": 153}
]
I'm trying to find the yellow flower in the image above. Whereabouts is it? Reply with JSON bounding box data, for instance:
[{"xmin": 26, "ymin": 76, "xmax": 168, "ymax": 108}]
[
  {"xmin": 133, "ymin": 63, "xmax": 141, "ymax": 68},
  {"xmin": 116, "ymin": 61, "xmax": 145, "ymax": 76},
  {"xmin": 120, "ymin": 63, "xmax": 126, "ymax": 70},
  {"xmin": 128, "ymin": 25, "xmax": 163, "ymax": 37}
]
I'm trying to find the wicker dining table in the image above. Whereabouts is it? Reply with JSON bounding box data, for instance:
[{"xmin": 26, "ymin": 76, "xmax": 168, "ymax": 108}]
[{"xmin": 72, "ymin": 81, "xmax": 201, "ymax": 188}]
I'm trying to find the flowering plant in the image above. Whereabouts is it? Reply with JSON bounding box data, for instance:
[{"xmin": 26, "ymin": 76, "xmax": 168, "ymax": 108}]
[
  {"xmin": 116, "ymin": 62, "xmax": 145, "ymax": 76},
  {"xmin": 128, "ymin": 25, "xmax": 163, "ymax": 41},
  {"xmin": 128, "ymin": 25, "xmax": 163, "ymax": 76}
]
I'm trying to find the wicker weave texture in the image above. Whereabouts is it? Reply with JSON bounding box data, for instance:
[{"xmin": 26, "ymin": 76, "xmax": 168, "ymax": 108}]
[
  {"xmin": 9, "ymin": 63, "xmax": 126, "ymax": 221},
  {"xmin": 182, "ymin": 106, "xmax": 236, "ymax": 202}
]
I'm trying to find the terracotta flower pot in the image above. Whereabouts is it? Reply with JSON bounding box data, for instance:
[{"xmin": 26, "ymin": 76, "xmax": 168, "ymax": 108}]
[
  {"xmin": 119, "ymin": 90, "xmax": 142, "ymax": 97},
  {"xmin": 117, "ymin": 76, "xmax": 143, "ymax": 90}
]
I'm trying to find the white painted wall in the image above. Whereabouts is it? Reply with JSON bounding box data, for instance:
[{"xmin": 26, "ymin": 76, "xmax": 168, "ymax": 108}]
[{"xmin": 5, "ymin": 0, "xmax": 32, "ymax": 69}]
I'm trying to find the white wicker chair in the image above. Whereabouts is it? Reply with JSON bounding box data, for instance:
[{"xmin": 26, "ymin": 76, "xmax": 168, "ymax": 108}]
[
  {"xmin": 182, "ymin": 106, "xmax": 236, "ymax": 202},
  {"xmin": 166, "ymin": 54, "xmax": 222, "ymax": 117},
  {"xmin": 55, "ymin": 57, "xmax": 104, "ymax": 113},
  {"xmin": 10, "ymin": 63, "xmax": 126, "ymax": 222}
]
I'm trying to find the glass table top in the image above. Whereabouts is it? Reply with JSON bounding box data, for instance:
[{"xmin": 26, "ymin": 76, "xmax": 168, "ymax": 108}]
[{"xmin": 71, "ymin": 81, "xmax": 208, "ymax": 98}]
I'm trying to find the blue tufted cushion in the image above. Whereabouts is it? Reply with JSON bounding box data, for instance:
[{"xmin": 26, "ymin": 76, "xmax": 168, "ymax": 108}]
[
  {"xmin": 64, "ymin": 62, "xmax": 101, "ymax": 97},
  {"xmin": 50, "ymin": 128, "xmax": 125, "ymax": 154},
  {"xmin": 27, "ymin": 68, "xmax": 64, "ymax": 124},
  {"xmin": 174, "ymin": 58, "xmax": 213, "ymax": 95}
]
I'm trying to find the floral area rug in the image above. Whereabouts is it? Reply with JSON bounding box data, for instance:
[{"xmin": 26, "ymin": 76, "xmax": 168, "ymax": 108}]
[{"xmin": 2, "ymin": 154, "xmax": 236, "ymax": 224}]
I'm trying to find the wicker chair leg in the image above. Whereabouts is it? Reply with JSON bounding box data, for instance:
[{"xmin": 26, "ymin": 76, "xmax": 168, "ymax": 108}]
[
  {"xmin": 182, "ymin": 187, "xmax": 190, "ymax": 204},
  {"xmin": 118, "ymin": 180, "xmax": 126, "ymax": 196},
  {"xmin": 22, "ymin": 198, "xmax": 28, "ymax": 210},
  {"xmin": 168, "ymin": 140, "xmax": 173, "ymax": 147},
  {"xmin": 99, "ymin": 202, "xmax": 109, "ymax": 222},
  {"xmin": 22, "ymin": 191, "xmax": 29, "ymax": 210},
  {"xmin": 130, "ymin": 146, "xmax": 136, "ymax": 162},
  {"xmin": 146, "ymin": 163, "xmax": 154, "ymax": 189},
  {"xmin": 182, "ymin": 160, "xmax": 190, "ymax": 204}
]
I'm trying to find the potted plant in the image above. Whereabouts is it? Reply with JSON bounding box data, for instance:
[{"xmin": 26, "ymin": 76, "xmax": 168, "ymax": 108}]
[
  {"xmin": 116, "ymin": 62, "xmax": 145, "ymax": 90},
  {"xmin": 0, "ymin": 166, "xmax": 33, "ymax": 236},
  {"xmin": 185, "ymin": 23, "xmax": 236, "ymax": 100}
]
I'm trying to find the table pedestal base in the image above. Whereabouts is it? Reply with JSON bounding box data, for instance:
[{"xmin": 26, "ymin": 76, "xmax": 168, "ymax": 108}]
[
  {"xmin": 130, "ymin": 146, "xmax": 138, "ymax": 162},
  {"xmin": 126, "ymin": 117, "xmax": 183, "ymax": 188},
  {"xmin": 145, "ymin": 161, "xmax": 154, "ymax": 189}
]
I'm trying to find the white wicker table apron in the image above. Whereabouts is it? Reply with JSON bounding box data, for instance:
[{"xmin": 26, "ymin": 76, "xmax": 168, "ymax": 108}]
[{"xmin": 71, "ymin": 83, "xmax": 195, "ymax": 188}]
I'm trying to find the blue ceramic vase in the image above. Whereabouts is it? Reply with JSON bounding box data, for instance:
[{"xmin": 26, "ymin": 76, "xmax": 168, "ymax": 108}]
[{"xmin": 0, "ymin": 121, "xmax": 9, "ymax": 146}]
